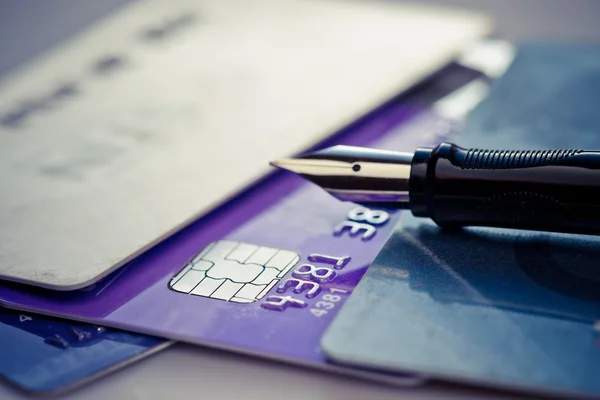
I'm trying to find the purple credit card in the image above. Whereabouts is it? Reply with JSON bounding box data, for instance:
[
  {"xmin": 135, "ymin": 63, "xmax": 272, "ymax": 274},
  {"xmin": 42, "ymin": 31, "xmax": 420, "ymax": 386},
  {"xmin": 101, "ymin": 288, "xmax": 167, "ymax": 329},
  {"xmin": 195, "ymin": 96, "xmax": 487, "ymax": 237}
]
[{"xmin": 0, "ymin": 79, "xmax": 469, "ymax": 383}]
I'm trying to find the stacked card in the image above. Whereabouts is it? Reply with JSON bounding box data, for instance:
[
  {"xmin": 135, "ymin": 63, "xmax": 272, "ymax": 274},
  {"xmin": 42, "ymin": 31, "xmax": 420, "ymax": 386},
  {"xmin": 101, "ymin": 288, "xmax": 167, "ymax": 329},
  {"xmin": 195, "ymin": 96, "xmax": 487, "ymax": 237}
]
[
  {"xmin": 323, "ymin": 43, "xmax": 600, "ymax": 399},
  {"xmin": 0, "ymin": 0, "xmax": 493, "ymax": 396}
]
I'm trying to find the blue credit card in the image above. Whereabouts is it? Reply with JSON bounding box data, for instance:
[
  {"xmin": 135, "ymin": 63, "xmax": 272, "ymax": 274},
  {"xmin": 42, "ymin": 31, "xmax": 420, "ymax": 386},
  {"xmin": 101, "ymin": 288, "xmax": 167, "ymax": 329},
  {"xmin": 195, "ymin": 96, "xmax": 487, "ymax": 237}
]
[
  {"xmin": 321, "ymin": 43, "xmax": 600, "ymax": 398},
  {"xmin": 0, "ymin": 307, "xmax": 169, "ymax": 395}
]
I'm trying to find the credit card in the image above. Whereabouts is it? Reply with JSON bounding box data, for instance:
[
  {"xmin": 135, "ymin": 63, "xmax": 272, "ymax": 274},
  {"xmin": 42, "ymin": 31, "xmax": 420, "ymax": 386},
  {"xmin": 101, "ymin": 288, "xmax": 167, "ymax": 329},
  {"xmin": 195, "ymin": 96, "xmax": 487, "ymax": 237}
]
[
  {"xmin": 0, "ymin": 0, "xmax": 489, "ymax": 291},
  {"xmin": 321, "ymin": 43, "xmax": 600, "ymax": 398},
  {"xmin": 0, "ymin": 307, "xmax": 169, "ymax": 395},
  {"xmin": 0, "ymin": 98, "xmax": 462, "ymax": 387}
]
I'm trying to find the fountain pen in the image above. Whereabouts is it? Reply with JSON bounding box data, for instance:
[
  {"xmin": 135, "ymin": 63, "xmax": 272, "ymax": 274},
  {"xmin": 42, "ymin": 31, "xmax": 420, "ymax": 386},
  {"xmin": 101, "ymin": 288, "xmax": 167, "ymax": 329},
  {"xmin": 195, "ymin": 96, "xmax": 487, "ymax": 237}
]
[{"xmin": 271, "ymin": 142, "xmax": 600, "ymax": 235}]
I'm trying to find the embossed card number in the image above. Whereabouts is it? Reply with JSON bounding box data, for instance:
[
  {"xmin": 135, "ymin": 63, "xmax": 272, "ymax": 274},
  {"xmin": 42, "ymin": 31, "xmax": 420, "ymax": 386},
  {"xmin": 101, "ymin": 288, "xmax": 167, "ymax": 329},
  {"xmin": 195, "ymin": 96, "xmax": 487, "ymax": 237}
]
[
  {"xmin": 333, "ymin": 207, "xmax": 390, "ymax": 240},
  {"xmin": 261, "ymin": 207, "xmax": 390, "ymax": 316},
  {"xmin": 261, "ymin": 254, "xmax": 350, "ymax": 314}
]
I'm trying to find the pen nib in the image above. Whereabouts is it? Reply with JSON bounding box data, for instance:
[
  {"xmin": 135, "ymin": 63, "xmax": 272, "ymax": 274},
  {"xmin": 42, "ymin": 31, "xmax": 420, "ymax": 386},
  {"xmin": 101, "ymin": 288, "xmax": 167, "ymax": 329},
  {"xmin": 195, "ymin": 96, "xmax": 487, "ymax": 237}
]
[{"xmin": 269, "ymin": 145, "xmax": 413, "ymax": 205}]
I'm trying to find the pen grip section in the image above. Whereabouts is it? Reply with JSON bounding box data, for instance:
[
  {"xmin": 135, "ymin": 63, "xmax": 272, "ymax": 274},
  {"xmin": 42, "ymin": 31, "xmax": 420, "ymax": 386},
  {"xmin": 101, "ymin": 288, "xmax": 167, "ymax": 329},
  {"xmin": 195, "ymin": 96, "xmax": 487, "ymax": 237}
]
[
  {"xmin": 409, "ymin": 142, "xmax": 600, "ymax": 235},
  {"xmin": 460, "ymin": 148, "xmax": 583, "ymax": 169}
]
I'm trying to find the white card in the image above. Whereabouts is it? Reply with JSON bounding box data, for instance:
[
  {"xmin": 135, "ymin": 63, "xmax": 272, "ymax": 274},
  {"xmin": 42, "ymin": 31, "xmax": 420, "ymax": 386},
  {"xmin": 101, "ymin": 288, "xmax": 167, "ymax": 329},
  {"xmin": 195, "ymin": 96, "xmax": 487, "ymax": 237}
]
[{"xmin": 0, "ymin": 0, "xmax": 490, "ymax": 289}]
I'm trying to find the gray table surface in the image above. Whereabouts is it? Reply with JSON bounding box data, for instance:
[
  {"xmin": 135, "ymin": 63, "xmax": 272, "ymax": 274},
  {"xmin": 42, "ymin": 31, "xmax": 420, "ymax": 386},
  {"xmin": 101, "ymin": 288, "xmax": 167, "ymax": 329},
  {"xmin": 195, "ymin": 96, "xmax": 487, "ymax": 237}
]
[{"xmin": 0, "ymin": 1, "xmax": 598, "ymax": 399}]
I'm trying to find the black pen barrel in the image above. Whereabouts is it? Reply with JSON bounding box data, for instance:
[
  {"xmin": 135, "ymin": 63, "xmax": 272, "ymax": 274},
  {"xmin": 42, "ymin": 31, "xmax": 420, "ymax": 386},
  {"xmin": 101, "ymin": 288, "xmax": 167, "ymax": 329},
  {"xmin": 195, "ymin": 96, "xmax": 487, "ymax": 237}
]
[{"xmin": 409, "ymin": 142, "xmax": 600, "ymax": 235}]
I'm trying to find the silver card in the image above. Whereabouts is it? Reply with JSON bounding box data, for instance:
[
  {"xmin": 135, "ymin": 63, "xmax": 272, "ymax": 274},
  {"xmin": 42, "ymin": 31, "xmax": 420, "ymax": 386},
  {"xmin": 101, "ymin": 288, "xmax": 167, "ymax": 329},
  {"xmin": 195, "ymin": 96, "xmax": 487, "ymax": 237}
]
[{"xmin": 0, "ymin": 0, "xmax": 490, "ymax": 289}]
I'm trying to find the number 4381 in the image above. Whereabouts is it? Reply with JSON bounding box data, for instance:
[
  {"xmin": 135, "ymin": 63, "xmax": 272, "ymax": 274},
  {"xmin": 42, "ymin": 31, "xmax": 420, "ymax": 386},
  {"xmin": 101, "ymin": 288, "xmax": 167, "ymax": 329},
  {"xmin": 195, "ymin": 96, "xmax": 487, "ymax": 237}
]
[{"xmin": 309, "ymin": 289, "xmax": 346, "ymax": 317}]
